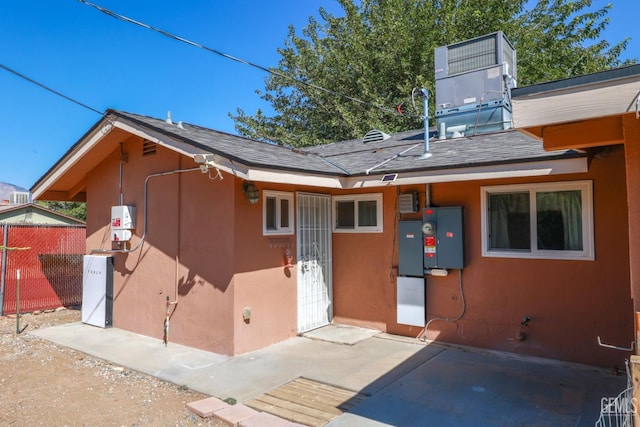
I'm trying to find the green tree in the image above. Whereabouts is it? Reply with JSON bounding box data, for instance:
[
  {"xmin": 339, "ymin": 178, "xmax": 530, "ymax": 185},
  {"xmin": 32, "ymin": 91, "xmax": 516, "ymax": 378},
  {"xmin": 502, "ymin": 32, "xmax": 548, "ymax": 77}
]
[
  {"xmin": 231, "ymin": 0, "xmax": 633, "ymax": 147},
  {"xmin": 37, "ymin": 201, "xmax": 86, "ymax": 222}
]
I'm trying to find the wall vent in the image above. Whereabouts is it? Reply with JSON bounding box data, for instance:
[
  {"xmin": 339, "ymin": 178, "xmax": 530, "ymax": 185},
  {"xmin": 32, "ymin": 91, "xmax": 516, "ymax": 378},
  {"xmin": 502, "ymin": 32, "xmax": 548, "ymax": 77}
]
[
  {"xmin": 399, "ymin": 193, "xmax": 418, "ymax": 213},
  {"xmin": 142, "ymin": 140, "xmax": 157, "ymax": 157},
  {"xmin": 363, "ymin": 129, "xmax": 391, "ymax": 144}
]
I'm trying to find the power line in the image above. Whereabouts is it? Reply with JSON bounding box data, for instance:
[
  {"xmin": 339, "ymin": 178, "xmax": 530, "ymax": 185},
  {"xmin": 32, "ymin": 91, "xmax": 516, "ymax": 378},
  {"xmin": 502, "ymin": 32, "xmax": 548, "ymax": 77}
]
[
  {"xmin": 77, "ymin": 0, "xmax": 406, "ymax": 118},
  {"xmin": 0, "ymin": 63, "xmax": 104, "ymax": 116}
]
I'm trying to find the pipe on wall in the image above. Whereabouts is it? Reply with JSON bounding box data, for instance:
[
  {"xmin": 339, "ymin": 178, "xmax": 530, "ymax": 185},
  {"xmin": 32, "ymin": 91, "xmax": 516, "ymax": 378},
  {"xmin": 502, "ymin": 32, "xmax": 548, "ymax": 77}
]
[{"xmin": 91, "ymin": 167, "xmax": 201, "ymax": 254}]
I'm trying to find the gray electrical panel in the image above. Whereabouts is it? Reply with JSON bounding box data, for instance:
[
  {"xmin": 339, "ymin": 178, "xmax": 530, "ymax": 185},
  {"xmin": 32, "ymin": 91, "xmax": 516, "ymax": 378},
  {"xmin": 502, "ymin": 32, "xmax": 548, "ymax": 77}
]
[
  {"xmin": 398, "ymin": 221, "xmax": 424, "ymax": 277},
  {"xmin": 422, "ymin": 207, "xmax": 465, "ymax": 269}
]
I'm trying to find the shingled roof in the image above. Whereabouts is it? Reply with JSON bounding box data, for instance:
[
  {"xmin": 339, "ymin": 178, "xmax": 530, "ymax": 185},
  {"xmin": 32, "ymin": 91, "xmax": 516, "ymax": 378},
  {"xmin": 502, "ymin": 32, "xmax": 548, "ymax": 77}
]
[
  {"xmin": 31, "ymin": 109, "xmax": 589, "ymax": 200},
  {"xmin": 111, "ymin": 110, "xmax": 585, "ymax": 178}
]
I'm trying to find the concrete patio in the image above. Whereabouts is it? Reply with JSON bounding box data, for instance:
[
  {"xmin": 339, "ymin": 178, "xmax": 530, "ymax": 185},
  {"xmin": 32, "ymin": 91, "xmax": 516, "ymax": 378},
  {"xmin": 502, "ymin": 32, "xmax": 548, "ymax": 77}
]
[{"xmin": 32, "ymin": 323, "xmax": 627, "ymax": 426}]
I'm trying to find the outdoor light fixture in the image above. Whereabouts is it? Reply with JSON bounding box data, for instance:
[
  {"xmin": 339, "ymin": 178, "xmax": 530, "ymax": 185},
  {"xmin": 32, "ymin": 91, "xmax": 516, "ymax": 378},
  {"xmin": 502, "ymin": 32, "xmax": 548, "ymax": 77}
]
[{"xmin": 242, "ymin": 182, "xmax": 260, "ymax": 204}]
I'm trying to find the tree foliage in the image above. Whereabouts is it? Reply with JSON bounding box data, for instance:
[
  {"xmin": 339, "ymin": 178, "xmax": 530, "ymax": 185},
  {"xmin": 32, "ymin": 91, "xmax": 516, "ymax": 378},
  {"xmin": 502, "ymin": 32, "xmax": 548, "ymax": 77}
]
[
  {"xmin": 231, "ymin": 0, "xmax": 633, "ymax": 147},
  {"xmin": 37, "ymin": 201, "xmax": 86, "ymax": 222}
]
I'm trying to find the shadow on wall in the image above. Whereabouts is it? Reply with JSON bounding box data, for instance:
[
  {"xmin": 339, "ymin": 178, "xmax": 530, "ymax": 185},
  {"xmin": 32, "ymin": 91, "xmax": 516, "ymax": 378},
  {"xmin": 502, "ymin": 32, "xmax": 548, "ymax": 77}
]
[
  {"xmin": 177, "ymin": 269, "xmax": 206, "ymax": 296},
  {"xmin": 110, "ymin": 243, "xmax": 233, "ymax": 301}
]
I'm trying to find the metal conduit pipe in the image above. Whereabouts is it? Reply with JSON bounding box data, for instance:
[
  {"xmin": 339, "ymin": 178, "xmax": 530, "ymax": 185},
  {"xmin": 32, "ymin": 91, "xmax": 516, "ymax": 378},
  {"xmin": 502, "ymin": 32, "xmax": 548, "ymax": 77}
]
[
  {"xmin": 91, "ymin": 166, "xmax": 201, "ymax": 254},
  {"xmin": 119, "ymin": 142, "xmax": 125, "ymax": 206}
]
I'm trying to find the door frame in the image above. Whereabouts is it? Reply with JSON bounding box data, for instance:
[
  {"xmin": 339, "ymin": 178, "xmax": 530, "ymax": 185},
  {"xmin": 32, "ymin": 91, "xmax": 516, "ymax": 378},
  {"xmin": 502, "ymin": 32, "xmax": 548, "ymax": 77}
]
[{"xmin": 296, "ymin": 192, "xmax": 333, "ymax": 333}]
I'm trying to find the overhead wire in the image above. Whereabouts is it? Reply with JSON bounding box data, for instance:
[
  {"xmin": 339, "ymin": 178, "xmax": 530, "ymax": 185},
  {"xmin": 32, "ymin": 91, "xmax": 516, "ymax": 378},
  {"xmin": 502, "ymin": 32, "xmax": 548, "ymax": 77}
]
[
  {"xmin": 0, "ymin": 64, "xmax": 104, "ymax": 116},
  {"xmin": 76, "ymin": 0, "xmax": 410, "ymax": 119}
]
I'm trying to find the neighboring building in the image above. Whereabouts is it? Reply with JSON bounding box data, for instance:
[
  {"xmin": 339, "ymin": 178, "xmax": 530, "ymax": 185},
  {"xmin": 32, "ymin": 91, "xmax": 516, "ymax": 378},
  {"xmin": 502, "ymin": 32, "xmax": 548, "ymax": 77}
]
[{"xmin": 0, "ymin": 203, "xmax": 84, "ymax": 225}]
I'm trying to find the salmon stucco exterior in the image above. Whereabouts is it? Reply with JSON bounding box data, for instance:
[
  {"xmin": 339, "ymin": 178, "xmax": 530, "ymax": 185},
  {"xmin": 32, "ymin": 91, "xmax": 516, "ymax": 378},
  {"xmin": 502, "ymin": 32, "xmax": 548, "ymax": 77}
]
[{"xmin": 30, "ymin": 64, "xmax": 640, "ymax": 370}]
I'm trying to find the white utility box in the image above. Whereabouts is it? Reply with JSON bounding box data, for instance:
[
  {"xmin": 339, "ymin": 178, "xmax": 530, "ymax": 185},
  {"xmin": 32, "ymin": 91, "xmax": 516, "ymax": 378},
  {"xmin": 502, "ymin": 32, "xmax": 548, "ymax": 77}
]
[
  {"xmin": 111, "ymin": 205, "xmax": 136, "ymax": 229},
  {"xmin": 111, "ymin": 205, "xmax": 135, "ymax": 242},
  {"xmin": 397, "ymin": 276, "xmax": 425, "ymax": 327},
  {"xmin": 82, "ymin": 255, "xmax": 114, "ymax": 328}
]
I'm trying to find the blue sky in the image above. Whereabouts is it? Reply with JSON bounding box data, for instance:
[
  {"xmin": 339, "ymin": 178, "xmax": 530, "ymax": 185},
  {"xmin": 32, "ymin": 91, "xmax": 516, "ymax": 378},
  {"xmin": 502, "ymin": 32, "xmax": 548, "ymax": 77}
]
[{"xmin": 0, "ymin": 0, "xmax": 637, "ymax": 190}]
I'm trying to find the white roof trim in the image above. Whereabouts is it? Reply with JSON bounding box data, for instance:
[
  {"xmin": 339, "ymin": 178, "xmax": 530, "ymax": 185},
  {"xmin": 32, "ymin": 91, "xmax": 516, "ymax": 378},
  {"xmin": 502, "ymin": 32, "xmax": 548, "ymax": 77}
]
[
  {"xmin": 345, "ymin": 157, "xmax": 588, "ymax": 188},
  {"xmin": 512, "ymin": 76, "xmax": 640, "ymax": 129},
  {"xmin": 114, "ymin": 119, "xmax": 344, "ymax": 187},
  {"xmin": 32, "ymin": 120, "xmax": 115, "ymax": 199},
  {"xmin": 32, "ymin": 114, "xmax": 589, "ymax": 200}
]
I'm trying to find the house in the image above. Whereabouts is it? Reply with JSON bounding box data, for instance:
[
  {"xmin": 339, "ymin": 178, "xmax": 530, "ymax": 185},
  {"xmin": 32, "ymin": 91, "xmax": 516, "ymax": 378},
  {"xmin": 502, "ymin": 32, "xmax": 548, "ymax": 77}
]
[
  {"xmin": 30, "ymin": 34, "xmax": 637, "ymax": 368},
  {"xmin": 0, "ymin": 202, "xmax": 84, "ymax": 225}
]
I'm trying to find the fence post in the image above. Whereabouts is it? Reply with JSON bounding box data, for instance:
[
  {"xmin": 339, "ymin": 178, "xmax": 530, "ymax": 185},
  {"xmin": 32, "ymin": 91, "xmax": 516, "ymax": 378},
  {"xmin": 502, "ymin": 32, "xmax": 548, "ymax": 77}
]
[{"xmin": 0, "ymin": 225, "xmax": 8, "ymax": 316}]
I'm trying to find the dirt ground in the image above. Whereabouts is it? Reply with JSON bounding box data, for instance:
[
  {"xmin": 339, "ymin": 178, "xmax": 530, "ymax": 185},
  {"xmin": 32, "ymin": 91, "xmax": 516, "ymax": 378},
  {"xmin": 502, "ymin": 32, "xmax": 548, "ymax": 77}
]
[{"xmin": 0, "ymin": 308, "xmax": 225, "ymax": 426}]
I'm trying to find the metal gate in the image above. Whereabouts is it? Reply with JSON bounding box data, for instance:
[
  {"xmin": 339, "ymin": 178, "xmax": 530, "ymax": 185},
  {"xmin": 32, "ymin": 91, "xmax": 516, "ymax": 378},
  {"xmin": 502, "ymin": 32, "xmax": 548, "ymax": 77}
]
[{"xmin": 296, "ymin": 193, "xmax": 332, "ymax": 333}]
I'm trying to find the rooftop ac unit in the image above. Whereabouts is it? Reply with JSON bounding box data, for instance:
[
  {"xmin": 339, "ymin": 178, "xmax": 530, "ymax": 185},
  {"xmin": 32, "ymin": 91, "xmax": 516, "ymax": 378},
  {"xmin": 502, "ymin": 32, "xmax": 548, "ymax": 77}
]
[
  {"xmin": 435, "ymin": 31, "xmax": 516, "ymax": 81},
  {"xmin": 434, "ymin": 32, "xmax": 516, "ymax": 111}
]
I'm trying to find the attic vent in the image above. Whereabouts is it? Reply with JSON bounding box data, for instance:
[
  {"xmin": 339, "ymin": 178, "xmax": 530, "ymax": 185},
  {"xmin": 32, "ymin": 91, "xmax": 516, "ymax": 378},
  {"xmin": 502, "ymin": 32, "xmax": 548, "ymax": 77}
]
[
  {"xmin": 363, "ymin": 129, "xmax": 391, "ymax": 144},
  {"xmin": 142, "ymin": 140, "xmax": 157, "ymax": 157}
]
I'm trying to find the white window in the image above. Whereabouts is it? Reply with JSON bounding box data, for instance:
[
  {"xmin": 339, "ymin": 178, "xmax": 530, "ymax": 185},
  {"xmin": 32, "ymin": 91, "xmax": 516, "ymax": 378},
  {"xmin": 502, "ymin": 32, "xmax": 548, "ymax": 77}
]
[
  {"xmin": 480, "ymin": 181, "xmax": 594, "ymax": 260},
  {"xmin": 332, "ymin": 193, "xmax": 383, "ymax": 233},
  {"xmin": 263, "ymin": 191, "xmax": 294, "ymax": 235}
]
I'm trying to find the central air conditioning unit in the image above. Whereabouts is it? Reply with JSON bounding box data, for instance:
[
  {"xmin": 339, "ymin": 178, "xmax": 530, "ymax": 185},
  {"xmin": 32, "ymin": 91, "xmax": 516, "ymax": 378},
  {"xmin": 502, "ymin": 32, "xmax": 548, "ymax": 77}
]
[
  {"xmin": 434, "ymin": 32, "xmax": 516, "ymax": 137},
  {"xmin": 10, "ymin": 192, "xmax": 31, "ymax": 205}
]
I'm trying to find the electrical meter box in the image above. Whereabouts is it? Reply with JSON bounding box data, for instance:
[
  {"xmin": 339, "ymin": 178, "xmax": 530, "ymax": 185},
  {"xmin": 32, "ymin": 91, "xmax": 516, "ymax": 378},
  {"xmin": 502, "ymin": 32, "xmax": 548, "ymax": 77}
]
[
  {"xmin": 422, "ymin": 207, "xmax": 465, "ymax": 269},
  {"xmin": 111, "ymin": 205, "xmax": 135, "ymax": 242}
]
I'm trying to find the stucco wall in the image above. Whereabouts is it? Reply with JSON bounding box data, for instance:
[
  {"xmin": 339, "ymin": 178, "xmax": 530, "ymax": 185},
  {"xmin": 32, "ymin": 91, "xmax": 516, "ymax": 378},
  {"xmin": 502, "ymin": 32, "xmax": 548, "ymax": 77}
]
[
  {"xmin": 85, "ymin": 137, "xmax": 237, "ymax": 354},
  {"xmin": 332, "ymin": 146, "xmax": 632, "ymax": 367},
  {"xmin": 231, "ymin": 182, "xmax": 298, "ymax": 355},
  {"xmin": 83, "ymin": 133, "xmax": 632, "ymax": 366}
]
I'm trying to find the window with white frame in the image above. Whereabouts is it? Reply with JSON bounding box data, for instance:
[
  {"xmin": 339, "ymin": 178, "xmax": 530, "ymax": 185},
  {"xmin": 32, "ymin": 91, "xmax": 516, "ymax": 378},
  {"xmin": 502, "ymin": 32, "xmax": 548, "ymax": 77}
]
[
  {"xmin": 480, "ymin": 181, "xmax": 594, "ymax": 260},
  {"xmin": 332, "ymin": 193, "xmax": 383, "ymax": 233},
  {"xmin": 263, "ymin": 191, "xmax": 294, "ymax": 235}
]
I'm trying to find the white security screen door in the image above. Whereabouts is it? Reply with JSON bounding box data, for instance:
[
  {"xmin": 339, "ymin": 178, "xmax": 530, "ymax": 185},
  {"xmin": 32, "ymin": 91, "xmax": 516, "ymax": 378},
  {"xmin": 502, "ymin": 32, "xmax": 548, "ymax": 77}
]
[{"xmin": 296, "ymin": 193, "xmax": 333, "ymax": 333}]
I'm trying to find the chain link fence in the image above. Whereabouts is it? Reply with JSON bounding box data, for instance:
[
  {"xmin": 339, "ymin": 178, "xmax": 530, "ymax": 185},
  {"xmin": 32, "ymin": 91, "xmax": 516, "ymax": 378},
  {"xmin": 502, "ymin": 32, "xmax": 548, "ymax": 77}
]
[{"xmin": 0, "ymin": 224, "xmax": 86, "ymax": 315}]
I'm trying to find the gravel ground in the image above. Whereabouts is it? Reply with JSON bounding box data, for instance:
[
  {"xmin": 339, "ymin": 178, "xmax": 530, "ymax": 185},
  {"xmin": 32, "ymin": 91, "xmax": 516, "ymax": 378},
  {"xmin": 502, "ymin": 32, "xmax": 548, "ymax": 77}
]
[{"xmin": 0, "ymin": 308, "xmax": 225, "ymax": 426}]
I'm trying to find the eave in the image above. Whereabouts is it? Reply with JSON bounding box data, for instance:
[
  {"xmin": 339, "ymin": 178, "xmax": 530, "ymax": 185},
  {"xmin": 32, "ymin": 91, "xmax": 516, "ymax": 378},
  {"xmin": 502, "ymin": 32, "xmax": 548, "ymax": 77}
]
[
  {"xmin": 31, "ymin": 111, "xmax": 591, "ymax": 201},
  {"xmin": 512, "ymin": 65, "xmax": 640, "ymax": 151}
]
